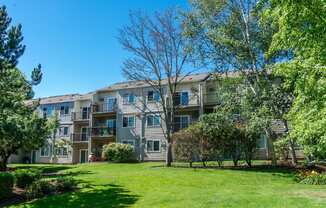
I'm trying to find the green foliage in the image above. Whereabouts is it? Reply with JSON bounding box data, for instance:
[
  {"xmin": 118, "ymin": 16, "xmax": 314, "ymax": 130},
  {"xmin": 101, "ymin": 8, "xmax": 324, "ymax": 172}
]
[
  {"xmin": 15, "ymin": 169, "xmax": 41, "ymax": 188},
  {"xmin": 183, "ymin": 0, "xmax": 277, "ymax": 72},
  {"xmin": 265, "ymin": 0, "xmax": 326, "ymax": 160},
  {"xmin": 37, "ymin": 179, "xmax": 56, "ymax": 195},
  {"xmin": 25, "ymin": 177, "xmax": 77, "ymax": 200},
  {"xmin": 0, "ymin": 6, "xmax": 47, "ymax": 171},
  {"xmin": 0, "ymin": 172, "xmax": 14, "ymax": 199},
  {"xmin": 25, "ymin": 181, "xmax": 44, "ymax": 200},
  {"xmin": 103, "ymin": 143, "xmax": 134, "ymax": 162},
  {"xmin": 274, "ymin": 138, "xmax": 290, "ymax": 160},
  {"xmin": 9, "ymin": 163, "xmax": 326, "ymax": 207},
  {"xmin": 299, "ymin": 173, "xmax": 326, "ymax": 185},
  {"xmin": 173, "ymin": 124, "xmax": 202, "ymax": 167},
  {"xmin": 55, "ymin": 177, "xmax": 77, "ymax": 192}
]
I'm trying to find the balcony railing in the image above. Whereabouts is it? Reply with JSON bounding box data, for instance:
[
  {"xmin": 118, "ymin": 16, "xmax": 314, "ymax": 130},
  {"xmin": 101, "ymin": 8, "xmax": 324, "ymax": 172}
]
[
  {"xmin": 203, "ymin": 92, "xmax": 219, "ymax": 105},
  {"xmin": 92, "ymin": 102, "xmax": 117, "ymax": 113},
  {"xmin": 72, "ymin": 112, "xmax": 90, "ymax": 121},
  {"xmin": 71, "ymin": 133, "xmax": 89, "ymax": 142},
  {"xmin": 58, "ymin": 113, "xmax": 72, "ymax": 122},
  {"xmin": 91, "ymin": 127, "xmax": 116, "ymax": 137}
]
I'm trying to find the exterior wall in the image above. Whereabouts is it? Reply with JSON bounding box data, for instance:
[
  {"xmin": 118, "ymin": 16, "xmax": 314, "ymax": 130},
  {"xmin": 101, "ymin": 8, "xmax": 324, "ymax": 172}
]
[
  {"xmin": 72, "ymin": 143, "xmax": 88, "ymax": 164},
  {"xmin": 19, "ymin": 73, "xmax": 306, "ymax": 164},
  {"xmin": 33, "ymin": 102, "xmax": 75, "ymax": 164}
]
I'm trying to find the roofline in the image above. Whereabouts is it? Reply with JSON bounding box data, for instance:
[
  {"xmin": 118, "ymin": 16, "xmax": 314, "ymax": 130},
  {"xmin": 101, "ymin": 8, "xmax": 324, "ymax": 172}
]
[{"xmin": 96, "ymin": 73, "xmax": 212, "ymax": 93}]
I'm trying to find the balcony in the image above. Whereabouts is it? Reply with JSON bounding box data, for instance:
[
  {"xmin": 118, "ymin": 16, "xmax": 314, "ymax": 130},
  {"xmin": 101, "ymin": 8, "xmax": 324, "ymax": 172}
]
[
  {"xmin": 71, "ymin": 133, "xmax": 89, "ymax": 143},
  {"xmin": 91, "ymin": 127, "xmax": 116, "ymax": 137},
  {"xmin": 203, "ymin": 92, "xmax": 219, "ymax": 105},
  {"xmin": 92, "ymin": 102, "xmax": 117, "ymax": 114},
  {"xmin": 58, "ymin": 113, "xmax": 72, "ymax": 122},
  {"xmin": 72, "ymin": 112, "xmax": 90, "ymax": 121}
]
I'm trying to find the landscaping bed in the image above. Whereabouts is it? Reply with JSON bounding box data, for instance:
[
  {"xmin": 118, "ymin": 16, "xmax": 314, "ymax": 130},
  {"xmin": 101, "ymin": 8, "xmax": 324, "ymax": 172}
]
[{"xmin": 0, "ymin": 166, "xmax": 78, "ymax": 207}]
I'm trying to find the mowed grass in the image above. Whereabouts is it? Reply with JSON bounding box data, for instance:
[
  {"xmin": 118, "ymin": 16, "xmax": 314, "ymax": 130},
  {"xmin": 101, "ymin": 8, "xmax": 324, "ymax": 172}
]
[{"xmin": 8, "ymin": 162, "xmax": 326, "ymax": 208}]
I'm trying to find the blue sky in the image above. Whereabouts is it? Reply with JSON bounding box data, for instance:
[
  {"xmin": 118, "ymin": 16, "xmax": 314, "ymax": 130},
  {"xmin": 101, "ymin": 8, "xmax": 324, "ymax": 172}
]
[{"xmin": 2, "ymin": 0, "xmax": 189, "ymax": 98}]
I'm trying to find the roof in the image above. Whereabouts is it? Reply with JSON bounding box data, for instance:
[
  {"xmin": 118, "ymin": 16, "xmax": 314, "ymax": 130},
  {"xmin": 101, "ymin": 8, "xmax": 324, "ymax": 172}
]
[
  {"xmin": 75, "ymin": 92, "xmax": 94, "ymax": 101},
  {"xmin": 26, "ymin": 94, "xmax": 81, "ymax": 105},
  {"xmin": 97, "ymin": 72, "xmax": 211, "ymax": 92}
]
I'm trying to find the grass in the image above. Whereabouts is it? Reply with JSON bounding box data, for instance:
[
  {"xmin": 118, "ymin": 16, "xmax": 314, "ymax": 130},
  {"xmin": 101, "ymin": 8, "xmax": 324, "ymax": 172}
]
[{"xmin": 7, "ymin": 162, "xmax": 326, "ymax": 208}]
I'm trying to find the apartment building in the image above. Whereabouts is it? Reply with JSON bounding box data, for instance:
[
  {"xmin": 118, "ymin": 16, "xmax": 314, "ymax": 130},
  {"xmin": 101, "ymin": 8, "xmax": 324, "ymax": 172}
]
[
  {"xmin": 30, "ymin": 94, "xmax": 81, "ymax": 164},
  {"xmin": 25, "ymin": 72, "xmax": 292, "ymax": 164}
]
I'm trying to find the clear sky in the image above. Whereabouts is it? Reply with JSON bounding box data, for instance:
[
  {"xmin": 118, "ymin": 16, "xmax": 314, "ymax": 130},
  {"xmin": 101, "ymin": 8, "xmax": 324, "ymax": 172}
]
[{"xmin": 2, "ymin": 0, "xmax": 189, "ymax": 98}]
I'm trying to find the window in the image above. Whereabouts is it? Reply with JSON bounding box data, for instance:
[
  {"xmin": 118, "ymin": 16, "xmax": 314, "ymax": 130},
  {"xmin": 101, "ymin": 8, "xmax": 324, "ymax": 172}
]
[
  {"xmin": 40, "ymin": 145, "xmax": 50, "ymax": 157},
  {"xmin": 56, "ymin": 147, "xmax": 68, "ymax": 157},
  {"xmin": 257, "ymin": 135, "xmax": 267, "ymax": 149},
  {"xmin": 81, "ymin": 127, "xmax": 88, "ymax": 141},
  {"xmin": 122, "ymin": 115, "xmax": 135, "ymax": 128},
  {"xmin": 123, "ymin": 94, "xmax": 136, "ymax": 104},
  {"xmin": 173, "ymin": 92, "xmax": 189, "ymax": 106},
  {"xmin": 147, "ymin": 115, "xmax": 160, "ymax": 127},
  {"xmin": 107, "ymin": 119, "xmax": 116, "ymax": 129},
  {"xmin": 42, "ymin": 107, "xmax": 53, "ymax": 118},
  {"xmin": 105, "ymin": 97, "xmax": 117, "ymax": 111},
  {"xmin": 147, "ymin": 140, "xmax": 160, "ymax": 152},
  {"xmin": 42, "ymin": 107, "xmax": 47, "ymax": 118},
  {"xmin": 60, "ymin": 106, "xmax": 69, "ymax": 115},
  {"xmin": 81, "ymin": 107, "xmax": 89, "ymax": 119},
  {"xmin": 174, "ymin": 116, "xmax": 190, "ymax": 131},
  {"xmin": 60, "ymin": 126, "xmax": 69, "ymax": 137},
  {"xmin": 147, "ymin": 91, "xmax": 160, "ymax": 102}
]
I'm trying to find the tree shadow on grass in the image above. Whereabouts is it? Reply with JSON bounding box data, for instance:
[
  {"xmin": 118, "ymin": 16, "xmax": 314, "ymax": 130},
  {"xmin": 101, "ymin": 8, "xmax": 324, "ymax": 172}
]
[
  {"xmin": 151, "ymin": 163, "xmax": 298, "ymax": 179},
  {"xmin": 21, "ymin": 184, "xmax": 139, "ymax": 208}
]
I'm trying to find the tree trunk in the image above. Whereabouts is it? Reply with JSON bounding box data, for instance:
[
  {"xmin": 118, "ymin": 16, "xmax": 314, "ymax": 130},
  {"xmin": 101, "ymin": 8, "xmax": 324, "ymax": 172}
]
[
  {"xmin": 166, "ymin": 142, "xmax": 173, "ymax": 167},
  {"xmin": 0, "ymin": 156, "xmax": 9, "ymax": 171},
  {"xmin": 289, "ymin": 139, "xmax": 297, "ymax": 166},
  {"xmin": 283, "ymin": 120, "xmax": 297, "ymax": 166},
  {"xmin": 202, "ymin": 159, "xmax": 206, "ymax": 167},
  {"xmin": 266, "ymin": 130, "xmax": 277, "ymax": 166},
  {"xmin": 233, "ymin": 159, "xmax": 238, "ymax": 167}
]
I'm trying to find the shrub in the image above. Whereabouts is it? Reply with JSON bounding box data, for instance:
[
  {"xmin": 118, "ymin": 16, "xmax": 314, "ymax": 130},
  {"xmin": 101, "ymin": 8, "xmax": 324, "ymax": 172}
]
[
  {"xmin": 0, "ymin": 172, "xmax": 15, "ymax": 199},
  {"xmin": 55, "ymin": 177, "xmax": 77, "ymax": 192},
  {"xmin": 173, "ymin": 128, "xmax": 200, "ymax": 167},
  {"xmin": 38, "ymin": 179, "xmax": 55, "ymax": 195},
  {"xmin": 274, "ymin": 138, "xmax": 290, "ymax": 161},
  {"xmin": 25, "ymin": 181, "xmax": 44, "ymax": 200},
  {"xmin": 299, "ymin": 172, "xmax": 326, "ymax": 185},
  {"xmin": 103, "ymin": 143, "xmax": 134, "ymax": 162},
  {"xmin": 15, "ymin": 169, "xmax": 41, "ymax": 188}
]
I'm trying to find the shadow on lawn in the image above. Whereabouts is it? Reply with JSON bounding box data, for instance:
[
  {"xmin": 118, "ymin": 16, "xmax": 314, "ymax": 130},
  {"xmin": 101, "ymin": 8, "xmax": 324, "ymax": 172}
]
[
  {"xmin": 151, "ymin": 163, "xmax": 297, "ymax": 178},
  {"xmin": 22, "ymin": 184, "xmax": 139, "ymax": 208}
]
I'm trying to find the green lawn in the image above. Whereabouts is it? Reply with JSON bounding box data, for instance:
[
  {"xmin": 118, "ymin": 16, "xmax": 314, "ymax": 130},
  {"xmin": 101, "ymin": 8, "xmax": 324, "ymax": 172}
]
[{"xmin": 8, "ymin": 162, "xmax": 326, "ymax": 208}]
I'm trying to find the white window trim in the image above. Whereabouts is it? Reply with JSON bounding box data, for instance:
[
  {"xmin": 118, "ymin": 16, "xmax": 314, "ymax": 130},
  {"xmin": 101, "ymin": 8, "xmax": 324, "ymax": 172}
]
[
  {"xmin": 147, "ymin": 90, "xmax": 160, "ymax": 103},
  {"xmin": 60, "ymin": 126, "xmax": 70, "ymax": 137},
  {"xmin": 122, "ymin": 115, "xmax": 136, "ymax": 128},
  {"xmin": 56, "ymin": 147, "xmax": 69, "ymax": 158},
  {"xmin": 146, "ymin": 114, "xmax": 161, "ymax": 128},
  {"xmin": 80, "ymin": 127, "xmax": 88, "ymax": 142},
  {"xmin": 175, "ymin": 90, "xmax": 190, "ymax": 106},
  {"xmin": 146, "ymin": 139, "xmax": 161, "ymax": 153},
  {"xmin": 40, "ymin": 145, "xmax": 50, "ymax": 157},
  {"xmin": 122, "ymin": 93, "xmax": 136, "ymax": 105},
  {"xmin": 174, "ymin": 115, "xmax": 191, "ymax": 129}
]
